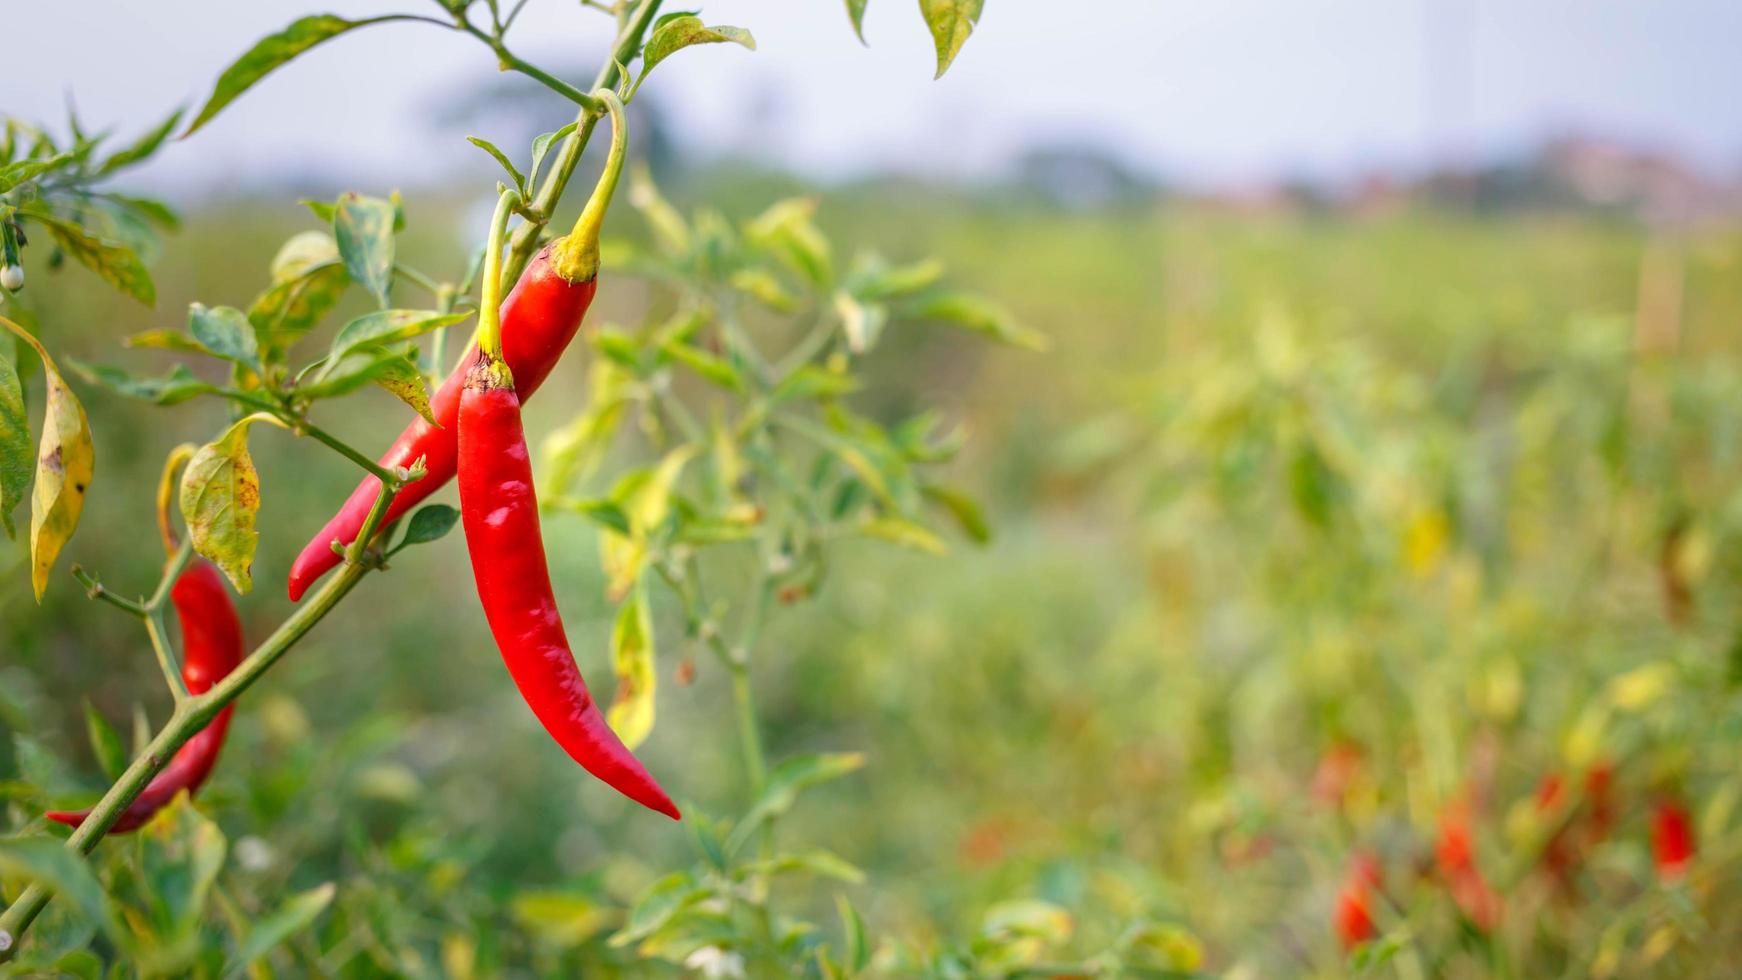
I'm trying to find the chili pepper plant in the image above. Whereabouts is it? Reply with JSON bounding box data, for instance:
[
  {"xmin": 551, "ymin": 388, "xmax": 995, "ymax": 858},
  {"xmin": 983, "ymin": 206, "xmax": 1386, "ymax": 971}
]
[{"xmin": 0, "ymin": 1, "xmax": 1087, "ymax": 974}]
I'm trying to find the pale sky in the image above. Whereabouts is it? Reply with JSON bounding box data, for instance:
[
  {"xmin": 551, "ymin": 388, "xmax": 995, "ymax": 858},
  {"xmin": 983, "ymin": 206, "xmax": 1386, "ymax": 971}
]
[{"xmin": 7, "ymin": 1, "xmax": 1739, "ymax": 195}]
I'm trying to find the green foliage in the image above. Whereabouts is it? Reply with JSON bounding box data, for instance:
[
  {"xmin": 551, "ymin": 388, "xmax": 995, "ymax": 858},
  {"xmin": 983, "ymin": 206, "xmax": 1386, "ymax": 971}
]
[{"xmin": 0, "ymin": 112, "xmax": 178, "ymax": 307}]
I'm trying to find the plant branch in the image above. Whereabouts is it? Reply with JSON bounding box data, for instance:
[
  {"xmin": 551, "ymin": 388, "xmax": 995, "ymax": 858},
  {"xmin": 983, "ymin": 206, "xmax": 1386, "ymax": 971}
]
[
  {"xmin": 69, "ymin": 567, "xmax": 147, "ymax": 618},
  {"xmin": 0, "ymin": 10, "xmax": 666, "ymax": 960},
  {"xmin": 0, "ymin": 554, "xmax": 378, "ymax": 959},
  {"xmin": 501, "ymin": 0, "xmax": 663, "ymax": 291}
]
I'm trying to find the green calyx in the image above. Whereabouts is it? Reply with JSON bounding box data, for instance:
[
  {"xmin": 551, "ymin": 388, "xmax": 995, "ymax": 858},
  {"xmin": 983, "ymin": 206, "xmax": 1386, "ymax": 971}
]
[{"xmin": 552, "ymin": 88, "xmax": 628, "ymax": 283}]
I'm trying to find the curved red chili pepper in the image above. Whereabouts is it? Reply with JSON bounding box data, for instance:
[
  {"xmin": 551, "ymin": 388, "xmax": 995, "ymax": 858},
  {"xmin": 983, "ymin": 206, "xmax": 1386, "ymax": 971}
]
[
  {"xmin": 1333, "ymin": 851, "xmax": 1382, "ymax": 950},
  {"xmin": 46, "ymin": 561, "xmax": 243, "ymax": 833},
  {"xmin": 1652, "ymin": 797, "xmax": 1695, "ymax": 880},
  {"xmin": 457, "ymin": 358, "xmax": 679, "ymax": 819},
  {"xmin": 285, "ymin": 246, "xmax": 598, "ymax": 601}
]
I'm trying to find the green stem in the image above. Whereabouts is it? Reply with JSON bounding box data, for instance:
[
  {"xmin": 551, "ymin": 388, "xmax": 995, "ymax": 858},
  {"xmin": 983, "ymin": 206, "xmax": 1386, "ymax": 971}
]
[
  {"xmin": 143, "ymin": 539, "xmax": 196, "ymax": 700},
  {"xmin": 0, "ymin": 552, "xmax": 377, "ymax": 960},
  {"xmin": 69, "ymin": 567, "xmax": 147, "ymax": 618},
  {"xmin": 296, "ymin": 418, "xmax": 398, "ymax": 485},
  {"xmin": 731, "ymin": 670, "xmax": 767, "ymax": 793},
  {"xmin": 501, "ymin": 0, "xmax": 662, "ymax": 290},
  {"xmin": 1, "ymin": 9, "xmax": 667, "ymax": 962},
  {"xmin": 391, "ymin": 263, "xmax": 445, "ymax": 298},
  {"xmin": 147, "ymin": 539, "xmax": 194, "ymax": 612},
  {"xmin": 144, "ymin": 612, "xmax": 187, "ymax": 702}
]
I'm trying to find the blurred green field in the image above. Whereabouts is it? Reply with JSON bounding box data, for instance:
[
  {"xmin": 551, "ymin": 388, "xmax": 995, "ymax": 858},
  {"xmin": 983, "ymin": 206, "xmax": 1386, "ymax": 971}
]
[{"xmin": 6, "ymin": 175, "xmax": 1742, "ymax": 976}]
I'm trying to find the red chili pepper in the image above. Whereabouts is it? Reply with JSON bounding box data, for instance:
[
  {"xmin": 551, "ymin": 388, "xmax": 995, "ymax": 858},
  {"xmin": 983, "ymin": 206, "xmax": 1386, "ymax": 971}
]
[
  {"xmin": 1533, "ymin": 771, "xmax": 1577, "ymax": 880},
  {"xmin": 1334, "ymin": 851, "xmax": 1382, "ymax": 950},
  {"xmin": 1652, "ymin": 798, "xmax": 1695, "ymax": 881},
  {"xmin": 46, "ymin": 561, "xmax": 243, "ymax": 833},
  {"xmin": 285, "ymin": 250, "xmax": 598, "ymax": 601},
  {"xmin": 1435, "ymin": 802, "xmax": 1501, "ymax": 931},
  {"xmin": 458, "ymin": 355, "xmax": 677, "ymax": 819},
  {"xmin": 1311, "ymin": 740, "xmax": 1362, "ymax": 806},
  {"xmin": 452, "ymin": 94, "xmax": 675, "ymax": 819}
]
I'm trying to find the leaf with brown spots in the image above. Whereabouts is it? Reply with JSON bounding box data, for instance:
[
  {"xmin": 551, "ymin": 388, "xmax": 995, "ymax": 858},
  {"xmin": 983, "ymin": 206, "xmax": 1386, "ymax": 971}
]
[
  {"xmin": 0, "ymin": 317, "xmax": 95, "ymax": 599},
  {"xmin": 180, "ymin": 413, "xmax": 284, "ymax": 593},
  {"xmin": 607, "ymin": 582, "xmax": 656, "ymax": 749}
]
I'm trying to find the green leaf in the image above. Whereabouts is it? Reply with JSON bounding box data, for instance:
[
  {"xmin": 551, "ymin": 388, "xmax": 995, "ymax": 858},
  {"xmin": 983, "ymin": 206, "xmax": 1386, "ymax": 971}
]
[
  {"xmin": 332, "ymin": 192, "xmax": 398, "ymax": 308},
  {"xmin": 184, "ymin": 15, "xmax": 372, "ymax": 136},
  {"xmin": 107, "ymin": 195, "xmax": 181, "ymax": 231},
  {"xmin": 296, "ymin": 345, "xmax": 416, "ymax": 400},
  {"xmin": 398, "ymin": 504, "xmax": 459, "ymax": 548},
  {"xmin": 660, "ymin": 339, "xmax": 745, "ymax": 392},
  {"xmin": 729, "ymin": 268, "xmax": 801, "ymax": 312},
  {"xmin": 98, "ymin": 109, "xmax": 184, "ymax": 175},
  {"xmin": 270, "ymin": 230, "xmax": 341, "ymax": 283},
  {"xmin": 0, "ymin": 350, "xmax": 28, "ymax": 539},
  {"xmin": 609, "ymin": 872, "xmax": 708, "ymax": 948},
  {"xmin": 860, "ymin": 516, "xmax": 948, "ymax": 555},
  {"xmin": 553, "ymin": 497, "xmax": 633, "ymax": 536},
  {"xmin": 324, "ymin": 309, "xmax": 468, "ymax": 370},
  {"xmin": 124, "ymin": 329, "xmax": 215, "ymax": 357},
  {"xmin": 187, "ymin": 304, "xmax": 261, "ymax": 373},
  {"xmin": 511, "ymin": 891, "xmax": 613, "ymax": 948},
  {"xmin": 910, "ymin": 290, "xmax": 1047, "ymax": 351},
  {"xmin": 136, "ymin": 793, "xmax": 227, "ymax": 946},
  {"xmin": 528, "ymin": 122, "xmax": 578, "ymax": 188},
  {"xmin": 837, "ymin": 895, "xmax": 870, "ymax": 974},
  {"xmin": 180, "ymin": 415, "xmax": 280, "ymax": 593},
  {"xmin": 227, "ymin": 882, "xmax": 336, "ymax": 974},
  {"xmin": 71, "ymin": 362, "xmax": 216, "ymax": 406},
  {"xmin": 918, "ymin": 0, "xmax": 984, "ymax": 78},
  {"xmin": 0, "ymin": 837, "xmax": 121, "ymax": 940},
  {"xmin": 744, "ymin": 848, "xmax": 866, "ymax": 884},
  {"xmin": 607, "ymin": 583, "xmax": 657, "ymax": 749},
  {"xmin": 850, "ymin": 256, "xmax": 944, "ymax": 300},
  {"xmin": 466, "ymin": 136, "xmax": 525, "ymax": 196},
  {"xmin": 371, "ymin": 355, "xmax": 437, "ymax": 426},
  {"xmin": 921, "ymin": 484, "xmax": 989, "ymax": 544},
  {"xmin": 844, "ymin": 0, "xmax": 870, "ymax": 43},
  {"xmin": 248, "ymin": 260, "xmax": 350, "ymax": 354},
  {"xmin": 727, "ymin": 753, "xmax": 865, "ymax": 853},
  {"xmin": 0, "ymin": 152, "xmax": 76, "ymax": 194},
  {"xmin": 981, "ymin": 899, "xmax": 1072, "ymax": 945},
  {"xmin": 774, "ymin": 365, "xmax": 860, "ymax": 404},
  {"xmin": 746, "ymin": 198, "xmax": 833, "ymax": 288},
  {"xmin": 16, "ymin": 205, "xmax": 155, "ymax": 306},
  {"xmin": 641, "ymin": 16, "xmax": 756, "ymax": 77},
  {"xmin": 4, "ymin": 328, "xmax": 96, "ymax": 601},
  {"xmin": 82, "ymin": 701, "xmax": 127, "ymax": 782}
]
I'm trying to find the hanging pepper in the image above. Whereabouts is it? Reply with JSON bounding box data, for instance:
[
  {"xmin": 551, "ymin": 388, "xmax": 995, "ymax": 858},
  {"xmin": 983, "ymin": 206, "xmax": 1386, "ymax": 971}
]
[
  {"xmin": 457, "ymin": 94, "xmax": 677, "ymax": 819},
  {"xmin": 1333, "ymin": 851, "xmax": 1382, "ymax": 950},
  {"xmin": 46, "ymin": 561, "xmax": 243, "ymax": 833},
  {"xmin": 1652, "ymin": 797, "xmax": 1695, "ymax": 881},
  {"xmin": 285, "ymin": 114, "xmax": 621, "ymax": 600}
]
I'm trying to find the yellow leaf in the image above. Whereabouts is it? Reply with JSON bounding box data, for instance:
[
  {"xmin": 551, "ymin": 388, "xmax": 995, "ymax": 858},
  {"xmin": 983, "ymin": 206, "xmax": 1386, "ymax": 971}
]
[
  {"xmin": 180, "ymin": 413, "xmax": 284, "ymax": 593},
  {"xmin": 1402, "ymin": 507, "xmax": 1449, "ymax": 576},
  {"xmin": 371, "ymin": 356, "xmax": 437, "ymax": 425},
  {"xmin": 600, "ymin": 446, "xmax": 696, "ymax": 600},
  {"xmin": 1607, "ymin": 662, "xmax": 1675, "ymax": 712},
  {"xmin": 607, "ymin": 583, "xmax": 656, "ymax": 749},
  {"xmin": 1, "ymin": 318, "xmax": 95, "ymax": 600}
]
